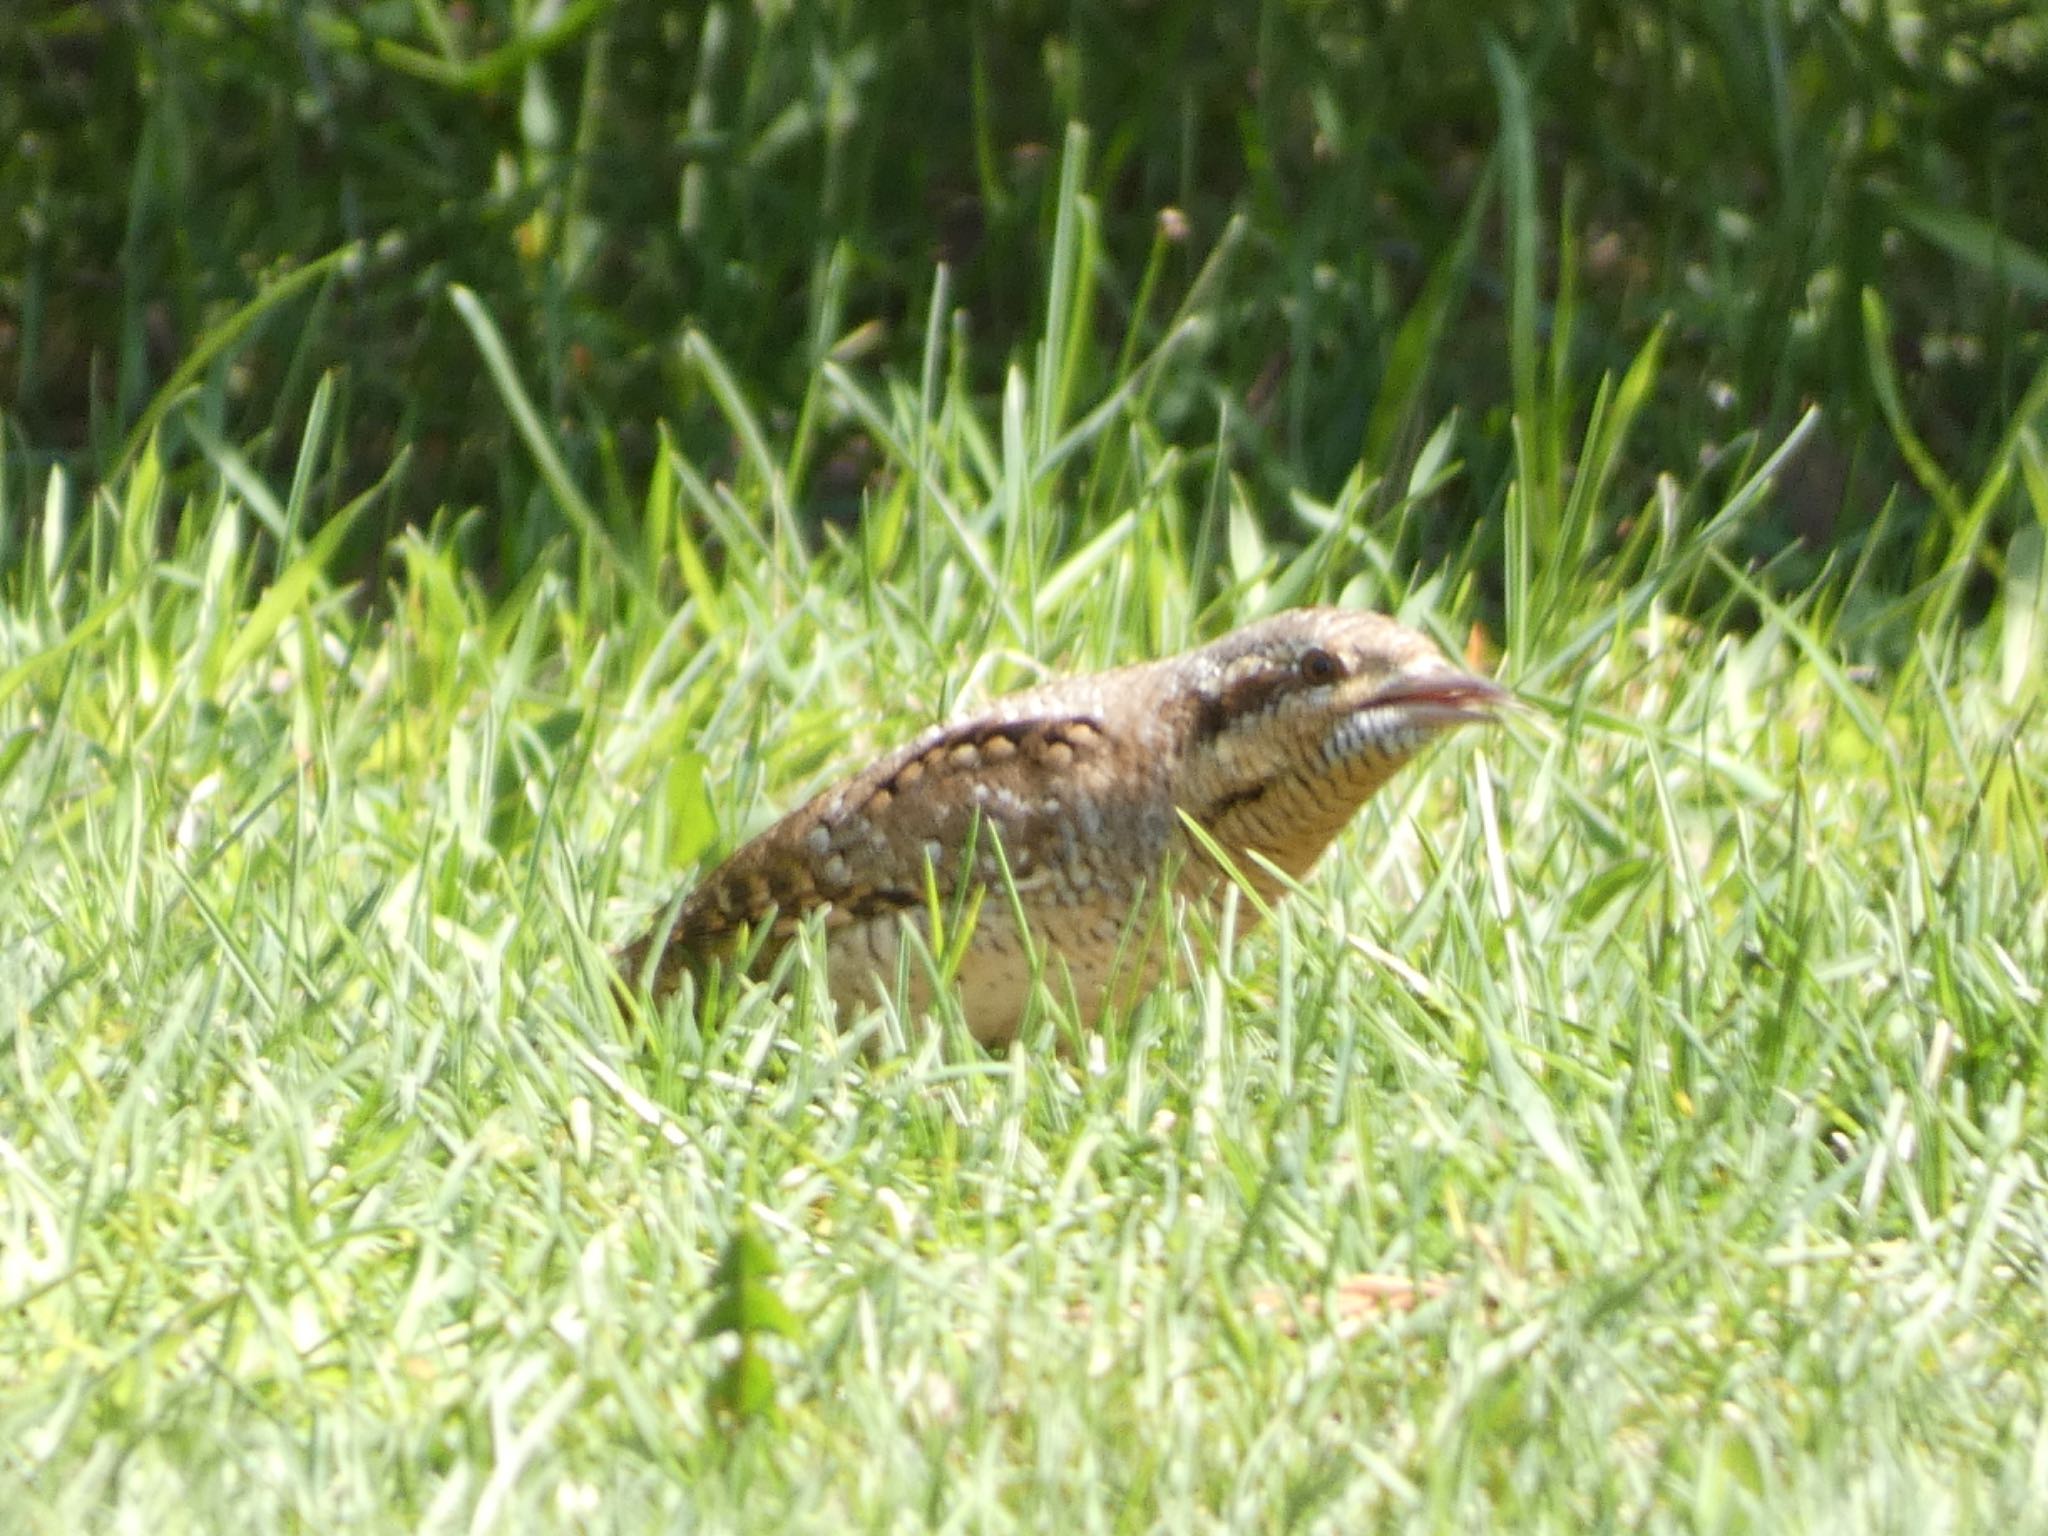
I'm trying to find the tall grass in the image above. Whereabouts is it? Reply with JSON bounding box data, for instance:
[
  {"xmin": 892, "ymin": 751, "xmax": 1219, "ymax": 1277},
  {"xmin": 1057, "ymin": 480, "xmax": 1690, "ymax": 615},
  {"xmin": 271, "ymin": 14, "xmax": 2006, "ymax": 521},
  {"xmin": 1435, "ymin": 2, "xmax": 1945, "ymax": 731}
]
[
  {"xmin": 6, "ymin": 2, "xmax": 2046, "ymax": 586},
  {"xmin": 4, "ymin": 1, "xmax": 2048, "ymax": 1528},
  {"xmin": 5, "ymin": 145, "xmax": 2048, "ymax": 1522}
]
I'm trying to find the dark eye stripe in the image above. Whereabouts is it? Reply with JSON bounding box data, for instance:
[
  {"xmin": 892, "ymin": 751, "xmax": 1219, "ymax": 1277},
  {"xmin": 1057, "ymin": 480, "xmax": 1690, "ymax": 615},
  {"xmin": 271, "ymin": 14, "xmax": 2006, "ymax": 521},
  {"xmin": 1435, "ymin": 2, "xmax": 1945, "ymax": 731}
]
[
  {"xmin": 1190, "ymin": 662, "xmax": 1316, "ymax": 743},
  {"xmin": 1221, "ymin": 668, "xmax": 1296, "ymax": 720}
]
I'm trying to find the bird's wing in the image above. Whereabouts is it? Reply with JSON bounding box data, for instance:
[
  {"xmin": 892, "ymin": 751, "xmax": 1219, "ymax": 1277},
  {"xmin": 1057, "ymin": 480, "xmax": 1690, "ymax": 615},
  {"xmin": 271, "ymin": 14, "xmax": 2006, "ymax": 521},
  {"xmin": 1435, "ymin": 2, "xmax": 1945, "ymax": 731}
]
[{"xmin": 619, "ymin": 710, "xmax": 1133, "ymax": 987}]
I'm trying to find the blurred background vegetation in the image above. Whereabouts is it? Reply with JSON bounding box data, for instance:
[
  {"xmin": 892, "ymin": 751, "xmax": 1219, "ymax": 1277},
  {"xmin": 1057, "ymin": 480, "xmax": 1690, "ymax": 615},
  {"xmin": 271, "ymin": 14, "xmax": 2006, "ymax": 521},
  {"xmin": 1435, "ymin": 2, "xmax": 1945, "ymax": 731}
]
[{"xmin": 3, "ymin": 0, "xmax": 2045, "ymax": 610}]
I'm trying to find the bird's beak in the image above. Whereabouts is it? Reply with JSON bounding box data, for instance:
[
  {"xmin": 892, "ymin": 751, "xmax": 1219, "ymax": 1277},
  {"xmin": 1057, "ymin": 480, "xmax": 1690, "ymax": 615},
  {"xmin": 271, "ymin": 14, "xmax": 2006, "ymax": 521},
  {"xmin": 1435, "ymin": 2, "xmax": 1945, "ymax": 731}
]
[{"xmin": 1363, "ymin": 669, "xmax": 1513, "ymax": 730}]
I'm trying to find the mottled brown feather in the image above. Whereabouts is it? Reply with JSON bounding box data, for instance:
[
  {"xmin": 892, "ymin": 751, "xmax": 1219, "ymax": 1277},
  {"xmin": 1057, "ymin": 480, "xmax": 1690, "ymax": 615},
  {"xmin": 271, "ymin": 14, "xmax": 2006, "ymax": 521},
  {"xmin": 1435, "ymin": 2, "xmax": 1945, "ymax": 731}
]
[{"xmin": 617, "ymin": 607, "xmax": 1506, "ymax": 1045}]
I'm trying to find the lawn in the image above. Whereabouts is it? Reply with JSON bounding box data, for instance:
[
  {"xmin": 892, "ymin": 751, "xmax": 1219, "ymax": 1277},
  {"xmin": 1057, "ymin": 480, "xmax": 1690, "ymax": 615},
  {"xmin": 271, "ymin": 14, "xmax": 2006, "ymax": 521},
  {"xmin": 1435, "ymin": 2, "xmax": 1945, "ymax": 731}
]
[{"xmin": 4, "ymin": 4, "xmax": 2048, "ymax": 1531}]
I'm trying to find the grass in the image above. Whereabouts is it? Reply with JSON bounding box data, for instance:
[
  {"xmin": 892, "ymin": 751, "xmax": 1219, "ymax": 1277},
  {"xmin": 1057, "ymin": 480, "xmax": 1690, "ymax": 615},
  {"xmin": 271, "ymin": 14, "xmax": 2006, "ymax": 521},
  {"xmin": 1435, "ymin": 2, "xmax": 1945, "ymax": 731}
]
[
  {"xmin": 5, "ymin": 2, "xmax": 2048, "ymax": 1529},
  {"xmin": 8, "ymin": 3, "xmax": 2048, "ymax": 569},
  {"xmin": 4, "ymin": 229, "xmax": 2048, "ymax": 1527}
]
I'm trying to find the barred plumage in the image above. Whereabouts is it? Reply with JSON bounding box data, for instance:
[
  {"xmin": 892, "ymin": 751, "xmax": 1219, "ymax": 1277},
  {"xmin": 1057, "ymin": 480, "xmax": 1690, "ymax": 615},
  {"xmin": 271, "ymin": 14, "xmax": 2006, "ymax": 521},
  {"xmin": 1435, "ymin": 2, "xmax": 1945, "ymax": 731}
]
[{"xmin": 617, "ymin": 608, "xmax": 1506, "ymax": 1046}]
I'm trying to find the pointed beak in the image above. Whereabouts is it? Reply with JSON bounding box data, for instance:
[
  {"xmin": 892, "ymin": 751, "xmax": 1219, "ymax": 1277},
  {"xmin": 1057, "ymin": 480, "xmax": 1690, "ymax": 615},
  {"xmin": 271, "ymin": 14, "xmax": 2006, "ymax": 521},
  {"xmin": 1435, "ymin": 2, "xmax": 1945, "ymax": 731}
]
[{"xmin": 1363, "ymin": 669, "xmax": 1513, "ymax": 729}]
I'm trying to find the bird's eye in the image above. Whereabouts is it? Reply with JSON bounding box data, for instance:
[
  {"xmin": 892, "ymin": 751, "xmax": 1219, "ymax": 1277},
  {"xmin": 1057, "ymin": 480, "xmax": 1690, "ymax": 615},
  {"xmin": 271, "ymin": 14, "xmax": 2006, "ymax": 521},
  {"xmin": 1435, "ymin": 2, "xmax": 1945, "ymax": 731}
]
[{"xmin": 1298, "ymin": 647, "xmax": 1341, "ymax": 685}]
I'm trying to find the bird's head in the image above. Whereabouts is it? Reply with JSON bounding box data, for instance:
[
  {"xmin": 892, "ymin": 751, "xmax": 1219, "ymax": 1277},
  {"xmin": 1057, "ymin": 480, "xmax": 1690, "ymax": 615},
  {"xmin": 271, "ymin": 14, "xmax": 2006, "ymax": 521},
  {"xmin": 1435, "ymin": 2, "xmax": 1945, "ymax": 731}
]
[{"xmin": 1172, "ymin": 606, "xmax": 1508, "ymax": 879}]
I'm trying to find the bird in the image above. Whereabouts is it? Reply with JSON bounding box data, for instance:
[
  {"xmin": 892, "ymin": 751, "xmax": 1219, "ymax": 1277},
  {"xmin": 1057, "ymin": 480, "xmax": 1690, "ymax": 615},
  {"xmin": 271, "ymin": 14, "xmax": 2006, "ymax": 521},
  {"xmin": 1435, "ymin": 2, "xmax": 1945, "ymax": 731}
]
[{"xmin": 616, "ymin": 607, "xmax": 1508, "ymax": 1047}]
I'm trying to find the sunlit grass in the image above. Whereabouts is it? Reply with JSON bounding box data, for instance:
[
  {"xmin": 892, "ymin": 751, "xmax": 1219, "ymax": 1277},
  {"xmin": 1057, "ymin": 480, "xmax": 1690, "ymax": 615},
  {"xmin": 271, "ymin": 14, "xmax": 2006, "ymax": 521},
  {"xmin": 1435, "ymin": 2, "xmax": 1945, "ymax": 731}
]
[
  {"xmin": 4, "ymin": 286, "xmax": 2046, "ymax": 1526},
  {"xmin": 5, "ymin": 34, "xmax": 2048, "ymax": 1526}
]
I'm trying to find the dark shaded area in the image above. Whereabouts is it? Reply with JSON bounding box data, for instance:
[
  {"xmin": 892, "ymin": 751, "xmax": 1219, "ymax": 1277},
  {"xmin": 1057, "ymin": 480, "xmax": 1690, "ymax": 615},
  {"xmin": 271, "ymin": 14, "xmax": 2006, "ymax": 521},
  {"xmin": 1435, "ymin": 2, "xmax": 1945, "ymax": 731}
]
[{"xmin": 2, "ymin": 1, "xmax": 2044, "ymax": 590}]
